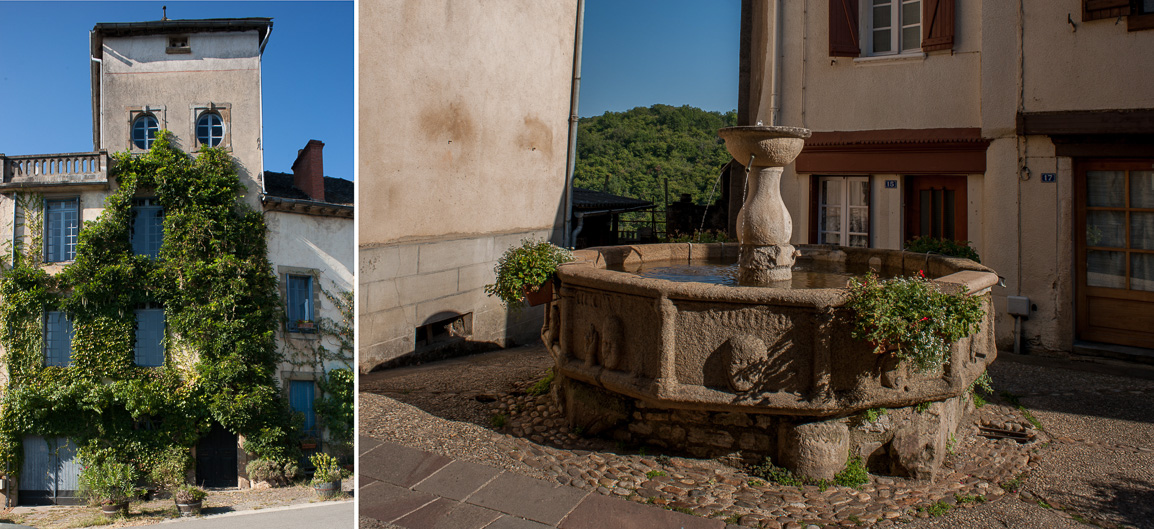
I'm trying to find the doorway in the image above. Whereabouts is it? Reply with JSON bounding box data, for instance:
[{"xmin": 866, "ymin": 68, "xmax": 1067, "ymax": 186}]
[
  {"xmin": 20, "ymin": 436, "xmax": 83, "ymax": 505},
  {"xmin": 196, "ymin": 423, "xmax": 238, "ymax": 488},
  {"xmin": 904, "ymin": 175, "xmax": 968, "ymax": 243}
]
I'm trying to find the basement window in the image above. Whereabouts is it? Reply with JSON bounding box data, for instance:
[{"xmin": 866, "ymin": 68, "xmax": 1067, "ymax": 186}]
[{"xmin": 415, "ymin": 313, "xmax": 473, "ymax": 348}]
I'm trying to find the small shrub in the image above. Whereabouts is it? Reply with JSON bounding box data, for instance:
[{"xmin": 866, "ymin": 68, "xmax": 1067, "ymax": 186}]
[
  {"xmin": 947, "ymin": 434, "xmax": 958, "ymax": 455},
  {"xmin": 150, "ymin": 447, "xmax": 191, "ymax": 491},
  {"xmin": 1001, "ymin": 474, "xmax": 1024, "ymax": 493},
  {"xmin": 173, "ymin": 484, "xmax": 207, "ymax": 504},
  {"xmin": 309, "ymin": 452, "xmax": 350, "ymax": 485},
  {"xmin": 246, "ymin": 458, "xmax": 299, "ymax": 487},
  {"xmin": 923, "ymin": 501, "xmax": 951, "ymax": 517},
  {"xmin": 915, "ymin": 401, "xmax": 932, "ymax": 413},
  {"xmin": 834, "ymin": 456, "xmax": 869, "ymax": 488},
  {"xmin": 750, "ymin": 458, "xmax": 803, "ymax": 487},
  {"xmin": 904, "ymin": 236, "xmax": 980, "ymax": 263},
  {"xmin": 645, "ymin": 470, "xmax": 666, "ymax": 479},
  {"xmin": 485, "ymin": 239, "xmax": 574, "ymax": 311},
  {"xmin": 748, "ymin": 479, "xmax": 765, "ymax": 487},
  {"xmin": 490, "ymin": 413, "xmax": 507, "ymax": 428},
  {"xmin": 862, "ymin": 407, "xmax": 888, "ymax": 422},
  {"xmin": 955, "ymin": 493, "xmax": 986, "ymax": 505},
  {"xmin": 527, "ymin": 368, "xmax": 555, "ymax": 396},
  {"xmin": 79, "ymin": 459, "xmax": 145, "ymax": 506}
]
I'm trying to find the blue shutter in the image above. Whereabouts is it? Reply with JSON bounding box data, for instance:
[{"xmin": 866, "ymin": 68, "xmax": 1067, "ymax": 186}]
[
  {"xmin": 286, "ymin": 275, "xmax": 313, "ymax": 332},
  {"xmin": 45, "ymin": 199, "xmax": 79, "ymax": 262},
  {"xmin": 44, "ymin": 311, "xmax": 72, "ymax": 367},
  {"xmin": 134, "ymin": 308, "xmax": 165, "ymax": 367},
  {"xmin": 290, "ymin": 380, "xmax": 317, "ymax": 438},
  {"xmin": 131, "ymin": 200, "xmax": 164, "ymax": 258}
]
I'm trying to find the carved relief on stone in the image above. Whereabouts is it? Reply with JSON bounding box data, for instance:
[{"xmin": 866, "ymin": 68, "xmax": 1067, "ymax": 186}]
[
  {"xmin": 584, "ymin": 323, "xmax": 600, "ymax": 367},
  {"xmin": 725, "ymin": 334, "xmax": 769, "ymax": 392},
  {"xmin": 598, "ymin": 315, "xmax": 624, "ymax": 370}
]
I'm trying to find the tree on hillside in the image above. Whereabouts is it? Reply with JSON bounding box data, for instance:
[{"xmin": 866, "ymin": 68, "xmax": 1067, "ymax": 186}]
[{"xmin": 574, "ymin": 105, "xmax": 737, "ymax": 207}]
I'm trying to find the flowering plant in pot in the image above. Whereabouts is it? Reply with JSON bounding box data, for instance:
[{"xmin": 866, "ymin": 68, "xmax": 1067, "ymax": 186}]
[
  {"xmin": 846, "ymin": 271, "xmax": 984, "ymax": 372},
  {"xmin": 79, "ymin": 459, "xmax": 144, "ymax": 517},
  {"xmin": 173, "ymin": 484, "xmax": 207, "ymax": 516},
  {"xmin": 485, "ymin": 239, "xmax": 574, "ymax": 310},
  {"xmin": 309, "ymin": 452, "xmax": 349, "ymax": 498}
]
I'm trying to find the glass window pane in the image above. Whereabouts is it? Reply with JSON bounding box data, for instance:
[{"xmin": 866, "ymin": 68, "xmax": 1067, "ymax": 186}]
[
  {"xmin": 873, "ymin": 5, "xmax": 892, "ymax": 28},
  {"xmin": 1131, "ymin": 171, "xmax": 1154, "ymax": 209},
  {"xmin": 902, "ymin": 1, "xmax": 920, "ymax": 24},
  {"xmin": 1086, "ymin": 170, "xmax": 1125, "ymax": 208},
  {"xmin": 850, "ymin": 208, "xmax": 868, "ymax": 233},
  {"xmin": 1132, "ymin": 212, "xmax": 1154, "ymax": 250},
  {"xmin": 849, "ymin": 235, "xmax": 869, "ymax": 248},
  {"xmin": 901, "ymin": 26, "xmax": 921, "ymax": 51},
  {"xmin": 873, "ymin": 30, "xmax": 892, "ymax": 53},
  {"xmin": 290, "ymin": 380, "xmax": 317, "ymax": 436},
  {"xmin": 1087, "ymin": 250, "xmax": 1126, "ymax": 289},
  {"xmin": 849, "ymin": 180, "xmax": 869, "ymax": 207},
  {"xmin": 134, "ymin": 309, "xmax": 165, "ymax": 367},
  {"xmin": 823, "ymin": 207, "xmax": 841, "ymax": 232},
  {"xmin": 823, "ymin": 232, "xmax": 841, "ymax": 245},
  {"xmin": 822, "ymin": 179, "xmax": 842, "ymax": 205},
  {"xmin": 1132, "ymin": 253, "xmax": 1154, "ymax": 292},
  {"xmin": 1087, "ymin": 211, "xmax": 1125, "ymax": 248}
]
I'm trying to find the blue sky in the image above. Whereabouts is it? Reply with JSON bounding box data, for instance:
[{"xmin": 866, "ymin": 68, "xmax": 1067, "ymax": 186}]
[
  {"xmin": 579, "ymin": 0, "xmax": 740, "ymax": 118},
  {"xmin": 0, "ymin": 1, "xmax": 354, "ymax": 180}
]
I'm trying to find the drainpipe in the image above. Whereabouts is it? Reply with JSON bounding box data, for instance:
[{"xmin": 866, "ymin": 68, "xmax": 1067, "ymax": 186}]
[
  {"xmin": 768, "ymin": 0, "xmax": 783, "ymax": 125},
  {"xmin": 563, "ymin": 0, "xmax": 586, "ymax": 248}
]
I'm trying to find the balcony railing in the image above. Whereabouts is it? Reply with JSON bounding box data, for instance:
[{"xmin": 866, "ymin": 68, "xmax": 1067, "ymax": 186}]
[{"xmin": 0, "ymin": 151, "xmax": 110, "ymax": 191}]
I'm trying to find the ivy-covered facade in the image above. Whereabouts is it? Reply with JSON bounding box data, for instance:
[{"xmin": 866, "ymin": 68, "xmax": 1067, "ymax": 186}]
[{"xmin": 0, "ymin": 17, "xmax": 353, "ymax": 505}]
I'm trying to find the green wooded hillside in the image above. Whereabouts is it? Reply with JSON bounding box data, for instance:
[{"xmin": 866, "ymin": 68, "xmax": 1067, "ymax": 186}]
[{"xmin": 574, "ymin": 105, "xmax": 737, "ymax": 206}]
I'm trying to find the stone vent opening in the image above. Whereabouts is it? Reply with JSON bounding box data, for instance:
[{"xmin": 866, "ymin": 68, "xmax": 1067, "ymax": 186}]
[{"xmin": 415, "ymin": 312, "xmax": 472, "ymax": 349}]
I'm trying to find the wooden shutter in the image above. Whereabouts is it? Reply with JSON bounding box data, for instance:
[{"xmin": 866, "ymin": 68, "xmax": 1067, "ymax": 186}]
[
  {"xmin": 922, "ymin": 0, "xmax": 955, "ymax": 52},
  {"xmin": 829, "ymin": 0, "xmax": 860, "ymax": 57},
  {"xmin": 1083, "ymin": 0, "xmax": 1131, "ymax": 21}
]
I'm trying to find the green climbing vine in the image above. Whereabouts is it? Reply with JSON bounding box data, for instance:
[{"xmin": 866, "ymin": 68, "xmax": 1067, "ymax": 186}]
[{"xmin": 0, "ymin": 131, "xmax": 297, "ymax": 480}]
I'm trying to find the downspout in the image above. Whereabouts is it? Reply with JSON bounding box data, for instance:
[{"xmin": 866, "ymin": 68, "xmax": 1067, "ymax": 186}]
[
  {"xmin": 258, "ymin": 26, "xmax": 273, "ymax": 195},
  {"xmin": 563, "ymin": 0, "xmax": 586, "ymax": 248},
  {"xmin": 768, "ymin": 0, "xmax": 783, "ymax": 125}
]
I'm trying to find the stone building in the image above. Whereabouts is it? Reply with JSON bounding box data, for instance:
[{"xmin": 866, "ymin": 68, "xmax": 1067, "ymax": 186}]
[
  {"xmin": 0, "ymin": 17, "xmax": 352, "ymax": 503},
  {"xmin": 738, "ymin": 0, "xmax": 1154, "ymax": 357},
  {"xmin": 358, "ymin": 0, "xmax": 583, "ymax": 372}
]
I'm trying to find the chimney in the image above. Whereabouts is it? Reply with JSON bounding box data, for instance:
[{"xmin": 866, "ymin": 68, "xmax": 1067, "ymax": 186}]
[{"xmin": 291, "ymin": 139, "xmax": 326, "ymax": 201}]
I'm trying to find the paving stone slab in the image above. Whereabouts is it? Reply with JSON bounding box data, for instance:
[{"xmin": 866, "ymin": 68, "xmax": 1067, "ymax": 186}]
[
  {"xmin": 467, "ymin": 471, "xmax": 589, "ymax": 526},
  {"xmin": 394, "ymin": 497, "xmax": 503, "ymax": 529},
  {"xmin": 359, "ymin": 481, "xmax": 437, "ymax": 524},
  {"xmin": 559, "ymin": 492, "xmax": 727, "ymax": 529},
  {"xmin": 361, "ymin": 440, "xmax": 452, "ymax": 487},
  {"xmin": 482, "ymin": 516, "xmax": 554, "ymax": 529},
  {"xmin": 360, "ymin": 435, "xmax": 384, "ymax": 455},
  {"xmin": 414, "ymin": 459, "xmax": 502, "ymax": 501}
]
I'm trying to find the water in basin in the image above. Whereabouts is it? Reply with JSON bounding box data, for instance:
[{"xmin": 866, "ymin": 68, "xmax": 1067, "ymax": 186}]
[{"xmin": 615, "ymin": 257, "xmax": 894, "ymax": 288}]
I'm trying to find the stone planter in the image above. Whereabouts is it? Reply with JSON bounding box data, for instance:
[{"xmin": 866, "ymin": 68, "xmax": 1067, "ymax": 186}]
[
  {"xmin": 313, "ymin": 480, "xmax": 341, "ymax": 498},
  {"xmin": 101, "ymin": 501, "xmax": 129, "ymax": 517},
  {"xmin": 176, "ymin": 501, "xmax": 202, "ymax": 517}
]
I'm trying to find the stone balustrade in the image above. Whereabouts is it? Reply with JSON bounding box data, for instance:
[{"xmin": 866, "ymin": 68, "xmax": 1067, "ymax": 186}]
[{"xmin": 0, "ymin": 151, "xmax": 110, "ymax": 190}]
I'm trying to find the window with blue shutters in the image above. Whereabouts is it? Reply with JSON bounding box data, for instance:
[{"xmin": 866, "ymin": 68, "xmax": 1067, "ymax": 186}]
[
  {"xmin": 134, "ymin": 307, "xmax": 165, "ymax": 367},
  {"xmin": 45, "ymin": 198, "xmax": 79, "ymax": 262},
  {"xmin": 131, "ymin": 198, "xmax": 164, "ymax": 258},
  {"xmin": 44, "ymin": 311, "xmax": 73, "ymax": 367},
  {"xmin": 290, "ymin": 380, "xmax": 318, "ymax": 439},
  {"xmin": 286, "ymin": 274, "xmax": 314, "ymax": 333}
]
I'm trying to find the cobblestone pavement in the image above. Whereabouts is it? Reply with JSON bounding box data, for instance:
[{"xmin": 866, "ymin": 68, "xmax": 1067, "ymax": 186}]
[{"xmin": 360, "ymin": 344, "xmax": 1154, "ymax": 528}]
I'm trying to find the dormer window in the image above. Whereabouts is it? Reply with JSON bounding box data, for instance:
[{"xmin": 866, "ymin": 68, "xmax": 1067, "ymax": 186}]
[
  {"xmin": 132, "ymin": 115, "xmax": 159, "ymax": 150},
  {"xmin": 167, "ymin": 35, "xmax": 190, "ymax": 54}
]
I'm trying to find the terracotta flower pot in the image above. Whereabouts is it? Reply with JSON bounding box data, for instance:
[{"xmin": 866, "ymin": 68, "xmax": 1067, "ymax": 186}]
[
  {"xmin": 523, "ymin": 280, "xmax": 554, "ymax": 306},
  {"xmin": 101, "ymin": 501, "xmax": 129, "ymax": 517}
]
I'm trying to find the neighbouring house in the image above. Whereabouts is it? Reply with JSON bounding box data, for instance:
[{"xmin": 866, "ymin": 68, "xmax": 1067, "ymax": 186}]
[
  {"xmin": 358, "ymin": 0, "xmax": 582, "ymax": 372},
  {"xmin": 570, "ymin": 187, "xmax": 655, "ymax": 249},
  {"xmin": 0, "ymin": 17, "xmax": 352, "ymax": 505},
  {"xmin": 736, "ymin": 0, "xmax": 1154, "ymax": 357}
]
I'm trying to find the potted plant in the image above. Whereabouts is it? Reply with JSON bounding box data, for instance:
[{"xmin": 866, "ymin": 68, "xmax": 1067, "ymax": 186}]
[
  {"xmin": 485, "ymin": 239, "xmax": 574, "ymax": 310},
  {"xmin": 846, "ymin": 271, "xmax": 985, "ymax": 372},
  {"xmin": 300, "ymin": 436, "xmax": 319, "ymax": 451},
  {"xmin": 79, "ymin": 459, "xmax": 144, "ymax": 518},
  {"xmin": 295, "ymin": 319, "xmax": 316, "ymax": 331},
  {"xmin": 309, "ymin": 452, "xmax": 349, "ymax": 498},
  {"xmin": 173, "ymin": 484, "xmax": 207, "ymax": 517}
]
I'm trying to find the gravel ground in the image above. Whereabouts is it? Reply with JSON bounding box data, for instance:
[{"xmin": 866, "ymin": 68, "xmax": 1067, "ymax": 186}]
[
  {"xmin": 360, "ymin": 344, "xmax": 1154, "ymax": 528},
  {"xmin": 4, "ymin": 480, "xmax": 352, "ymax": 529}
]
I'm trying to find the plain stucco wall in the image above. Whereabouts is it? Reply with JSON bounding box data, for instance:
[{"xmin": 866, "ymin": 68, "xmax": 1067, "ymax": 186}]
[
  {"xmin": 357, "ymin": 0, "xmax": 577, "ymax": 371},
  {"xmin": 99, "ymin": 31, "xmax": 265, "ymax": 207}
]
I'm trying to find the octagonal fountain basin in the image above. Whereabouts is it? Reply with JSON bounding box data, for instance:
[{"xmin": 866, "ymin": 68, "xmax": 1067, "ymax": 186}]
[{"xmin": 541, "ymin": 243, "xmax": 999, "ymax": 480}]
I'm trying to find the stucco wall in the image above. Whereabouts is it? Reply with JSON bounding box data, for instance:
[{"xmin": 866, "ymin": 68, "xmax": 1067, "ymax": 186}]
[
  {"xmin": 98, "ymin": 31, "xmax": 265, "ymax": 207},
  {"xmin": 358, "ymin": 0, "xmax": 577, "ymax": 371}
]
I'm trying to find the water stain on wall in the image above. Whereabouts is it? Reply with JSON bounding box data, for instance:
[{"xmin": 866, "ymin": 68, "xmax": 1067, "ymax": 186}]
[
  {"xmin": 420, "ymin": 102, "xmax": 476, "ymax": 144},
  {"xmin": 517, "ymin": 114, "xmax": 554, "ymax": 159}
]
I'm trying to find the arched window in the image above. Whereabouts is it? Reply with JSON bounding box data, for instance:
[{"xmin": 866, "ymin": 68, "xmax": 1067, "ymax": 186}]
[
  {"xmin": 196, "ymin": 112, "xmax": 224, "ymax": 147},
  {"xmin": 132, "ymin": 115, "xmax": 159, "ymax": 150}
]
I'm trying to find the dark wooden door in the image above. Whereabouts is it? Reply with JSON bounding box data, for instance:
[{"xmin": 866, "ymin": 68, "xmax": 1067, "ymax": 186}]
[
  {"xmin": 196, "ymin": 423, "xmax": 238, "ymax": 488},
  {"xmin": 904, "ymin": 175, "xmax": 968, "ymax": 243},
  {"xmin": 1075, "ymin": 160, "xmax": 1154, "ymax": 349}
]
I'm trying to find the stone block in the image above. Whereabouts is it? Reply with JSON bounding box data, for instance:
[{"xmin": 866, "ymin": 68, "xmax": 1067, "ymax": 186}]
[
  {"xmin": 673, "ymin": 409, "xmax": 709, "ymax": 423},
  {"xmin": 688, "ymin": 428, "xmax": 735, "ymax": 448},
  {"xmin": 738, "ymin": 432, "xmax": 771, "ymax": 452},
  {"xmin": 416, "ymin": 236, "xmax": 494, "ymax": 275},
  {"xmin": 715, "ymin": 412, "xmax": 753, "ymax": 428},
  {"xmin": 396, "ymin": 269, "xmax": 459, "ymax": 306},
  {"xmin": 628, "ymin": 422, "xmax": 655, "ymax": 436},
  {"xmin": 778, "ymin": 419, "xmax": 849, "ymax": 480},
  {"xmin": 360, "ymin": 244, "xmax": 418, "ymax": 283}
]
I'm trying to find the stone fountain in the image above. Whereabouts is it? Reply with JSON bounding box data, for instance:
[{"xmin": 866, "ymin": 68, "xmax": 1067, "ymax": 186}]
[{"xmin": 542, "ymin": 126, "xmax": 998, "ymax": 481}]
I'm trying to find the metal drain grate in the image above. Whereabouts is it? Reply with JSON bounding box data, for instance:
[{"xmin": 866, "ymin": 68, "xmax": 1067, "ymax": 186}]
[{"xmin": 978, "ymin": 425, "xmax": 1035, "ymax": 443}]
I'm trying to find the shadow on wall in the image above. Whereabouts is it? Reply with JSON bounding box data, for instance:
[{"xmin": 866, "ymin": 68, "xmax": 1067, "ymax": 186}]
[{"xmin": 370, "ymin": 306, "xmax": 546, "ymax": 372}]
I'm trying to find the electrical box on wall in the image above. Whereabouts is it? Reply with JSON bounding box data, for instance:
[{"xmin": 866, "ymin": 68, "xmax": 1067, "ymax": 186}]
[{"xmin": 1007, "ymin": 296, "xmax": 1031, "ymax": 317}]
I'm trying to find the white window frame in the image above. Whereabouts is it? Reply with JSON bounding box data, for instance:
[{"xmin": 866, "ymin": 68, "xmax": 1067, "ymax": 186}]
[
  {"xmin": 817, "ymin": 176, "xmax": 871, "ymax": 248},
  {"xmin": 863, "ymin": 0, "xmax": 922, "ymax": 57}
]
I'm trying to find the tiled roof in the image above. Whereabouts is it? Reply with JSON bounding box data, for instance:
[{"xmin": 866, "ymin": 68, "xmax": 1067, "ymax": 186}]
[
  {"xmin": 572, "ymin": 187, "xmax": 652, "ymax": 211},
  {"xmin": 263, "ymin": 171, "xmax": 353, "ymax": 205}
]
